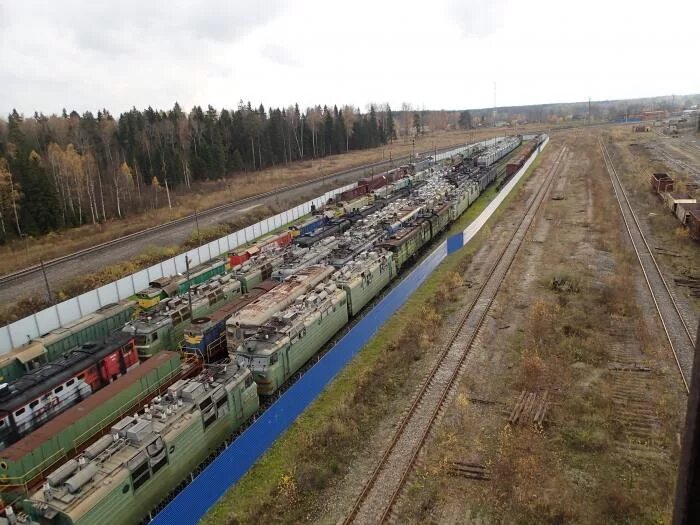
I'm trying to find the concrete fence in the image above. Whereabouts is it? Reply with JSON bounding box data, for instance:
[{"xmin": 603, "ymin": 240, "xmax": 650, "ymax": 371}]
[
  {"xmin": 0, "ymin": 141, "xmax": 496, "ymax": 355},
  {"xmin": 0, "ymin": 182, "xmax": 357, "ymax": 354}
]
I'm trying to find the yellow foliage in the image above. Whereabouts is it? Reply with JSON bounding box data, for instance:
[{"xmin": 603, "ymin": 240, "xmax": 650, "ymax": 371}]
[{"xmin": 277, "ymin": 472, "xmax": 298, "ymax": 503}]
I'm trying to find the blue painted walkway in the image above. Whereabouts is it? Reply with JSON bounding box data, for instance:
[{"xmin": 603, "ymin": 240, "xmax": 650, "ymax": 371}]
[{"xmin": 152, "ymin": 136, "xmax": 548, "ymax": 525}]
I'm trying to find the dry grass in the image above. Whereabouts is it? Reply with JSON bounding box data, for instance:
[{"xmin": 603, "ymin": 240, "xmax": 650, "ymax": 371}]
[{"xmin": 399, "ymin": 130, "xmax": 684, "ymax": 524}]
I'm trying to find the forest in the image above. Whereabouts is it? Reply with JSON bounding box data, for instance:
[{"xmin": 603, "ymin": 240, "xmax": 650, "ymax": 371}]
[{"xmin": 0, "ymin": 102, "xmax": 397, "ymax": 241}]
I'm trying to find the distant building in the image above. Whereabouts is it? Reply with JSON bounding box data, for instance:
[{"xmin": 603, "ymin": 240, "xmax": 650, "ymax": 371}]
[{"xmin": 642, "ymin": 110, "xmax": 667, "ymax": 121}]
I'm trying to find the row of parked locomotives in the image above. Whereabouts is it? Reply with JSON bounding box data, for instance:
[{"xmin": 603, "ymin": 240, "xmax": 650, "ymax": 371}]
[{"xmin": 0, "ymin": 140, "xmax": 540, "ymax": 524}]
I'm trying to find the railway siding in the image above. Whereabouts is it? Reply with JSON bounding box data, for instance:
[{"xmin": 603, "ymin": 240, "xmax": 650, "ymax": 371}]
[{"xmin": 600, "ymin": 138, "xmax": 695, "ymax": 392}]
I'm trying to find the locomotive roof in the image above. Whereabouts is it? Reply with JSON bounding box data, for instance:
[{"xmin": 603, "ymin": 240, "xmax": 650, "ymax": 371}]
[
  {"xmin": 207, "ymin": 281, "xmax": 278, "ymax": 325},
  {"xmin": 0, "ymin": 351, "xmax": 180, "ymax": 463},
  {"xmin": 26, "ymin": 361, "xmax": 245, "ymax": 518},
  {"xmin": 240, "ymin": 285, "xmax": 345, "ymax": 355},
  {"xmin": 0, "ymin": 332, "xmax": 134, "ymax": 416},
  {"xmin": 332, "ymin": 251, "xmax": 391, "ymax": 283},
  {"xmin": 232, "ymin": 265, "xmax": 333, "ymax": 327},
  {"xmin": 0, "ymin": 302, "xmax": 136, "ymax": 367}
]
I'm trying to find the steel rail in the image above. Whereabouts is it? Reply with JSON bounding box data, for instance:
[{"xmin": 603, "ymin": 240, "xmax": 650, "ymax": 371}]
[
  {"xmin": 599, "ymin": 138, "xmax": 693, "ymax": 393},
  {"xmin": 343, "ymin": 145, "xmax": 567, "ymax": 524}
]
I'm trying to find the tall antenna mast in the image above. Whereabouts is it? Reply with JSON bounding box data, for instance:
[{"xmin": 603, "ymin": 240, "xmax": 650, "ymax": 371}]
[
  {"xmin": 588, "ymin": 97, "xmax": 591, "ymax": 125},
  {"xmin": 493, "ymin": 81, "xmax": 497, "ymax": 128},
  {"xmin": 493, "ymin": 81, "xmax": 497, "ymax": 144}
]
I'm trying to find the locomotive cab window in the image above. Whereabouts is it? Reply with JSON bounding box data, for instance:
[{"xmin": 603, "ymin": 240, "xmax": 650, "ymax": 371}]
[{"xmin": 269, "ymin": 353, "xmax": 278, "ymax": 365}]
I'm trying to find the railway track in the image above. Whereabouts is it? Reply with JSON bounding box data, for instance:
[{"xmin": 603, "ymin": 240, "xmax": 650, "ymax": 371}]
[
  {"xmin": 599, "ymin": 138, "xmax": 695, "ymax": 393},
  {"xmin": 0, "ymin": 143, "xmax": 467, "ymax": 287},
  {"xmin": 651, "ymin": 143, "xmax": 700, "ymax": 178},
  {"xmin": 343, "ymin": 144, "xmax": 567, "ymax": 524}
]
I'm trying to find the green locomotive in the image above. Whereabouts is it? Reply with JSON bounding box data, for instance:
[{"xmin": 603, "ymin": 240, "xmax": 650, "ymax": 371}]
[
  {"xmin": 0, "ymin": 352, "xmax": 181, "ymax": 502},
  {"xmin": 237, "ymin": 283, "xmax": 349, "ymax": 395},
  {"xmin": 24, "ymin": 363, "xmax": 258, "ymax": 525},
  {"xmin": 124, "ymin": 275, "xmax": 241, "ymax": 359},
  {"xmin": 331, "ymin": 251, "xmax": 396, "ymax": 316},
  {"xmin": 0, "ymin": 302, "xmax": 137, "ymax": 383},
  {"xmin": 134, "ymin": 258, "xmax": 229, "ymax": 310},
  {"xmin": 237, "ymin": 251, "xmax": 395, "ymax": 395}
]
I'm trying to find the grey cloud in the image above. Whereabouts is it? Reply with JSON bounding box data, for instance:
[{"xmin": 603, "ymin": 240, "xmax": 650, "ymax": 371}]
[
  {"xmin": 261, "ymin": 44, "xmax": 299, "ymax": 67},
  {"xmin": 26, "ymin": 1, "xmax": 285, "ymax": 56},
  {"xmin": 448, "ymin": 0, "xmax": 510, "ymax": 38},
  {"xmin": 189, "ymin": 0, "xmax": 284, "ymax": 42}
]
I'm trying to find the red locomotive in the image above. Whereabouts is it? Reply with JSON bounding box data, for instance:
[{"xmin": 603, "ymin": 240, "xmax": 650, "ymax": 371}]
[
  {"xmin": 0, "ymin": 332, "xmax": 137, "ymax": 449},
  {"xmin": 228, "ymin": 231, "xmax": 293, "ymax": 267}
]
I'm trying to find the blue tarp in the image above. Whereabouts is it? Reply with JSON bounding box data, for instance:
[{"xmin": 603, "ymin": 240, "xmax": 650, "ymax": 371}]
[{"xmin": 152, "ymin": 136, "xmax": 549, "ymax": 525}]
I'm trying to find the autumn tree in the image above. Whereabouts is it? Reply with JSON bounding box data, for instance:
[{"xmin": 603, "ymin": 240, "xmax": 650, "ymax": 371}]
[{"xmin": 0, "ymin": 157, "xmax": 22, "ymax": 241}]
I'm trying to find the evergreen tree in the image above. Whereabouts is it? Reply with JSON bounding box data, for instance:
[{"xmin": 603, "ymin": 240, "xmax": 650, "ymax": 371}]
[
  {"xmin": 368, "ymin": 106, "xmax": 378, "ymax": 147},
  {"xmin": 458, "ymin": 110, "xmax": 473, "ymax": 129},
  {"xmin": 22, "ymin": 151, "xmax": 61, "ymax": 233},
  {"xmin": 322, "ymin": 107, "xmax": 334, "ymax": 156},
  {"xmin": 386, "ymin": 105, "xmax": 396, "ymax": 142},
  {"xmin": 413, "ymin": 112, "xmax": 422, "ymax": 135}
]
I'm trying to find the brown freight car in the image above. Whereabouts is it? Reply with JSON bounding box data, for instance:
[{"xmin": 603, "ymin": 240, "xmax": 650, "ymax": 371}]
[{"xmin": 650, "ymin": 172, "xmax": 674, "ymax": 194}]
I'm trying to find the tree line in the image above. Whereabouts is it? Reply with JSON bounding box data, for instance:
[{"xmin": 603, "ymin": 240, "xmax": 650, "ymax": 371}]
[{"xmin": 0, "ymin": 102, "xmax": 398, "ymax": 241}]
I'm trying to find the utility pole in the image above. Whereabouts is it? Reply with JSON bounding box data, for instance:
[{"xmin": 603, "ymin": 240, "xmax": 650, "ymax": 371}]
[
  {"xmin": 194, "ymin": 208, "xmax": 200, "ymax": 241},
  {"xmin": 39, "ymin": 258, "xmax": 51, "ymax": 303},
  {"xmin": 185, "ymin": 256, "xmax": 193, "ymax": 315}
]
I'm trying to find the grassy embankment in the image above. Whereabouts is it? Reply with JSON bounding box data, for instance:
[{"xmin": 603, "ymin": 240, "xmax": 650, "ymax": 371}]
[{"xmin": 202, "ymin": 150, "xmax": 547, "ymax": 524}]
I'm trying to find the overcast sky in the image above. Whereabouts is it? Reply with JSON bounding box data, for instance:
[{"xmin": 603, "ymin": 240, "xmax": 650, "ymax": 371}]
[{"xmin": 1, "ymin": 0, "xmax": 698, "ymax": 116}]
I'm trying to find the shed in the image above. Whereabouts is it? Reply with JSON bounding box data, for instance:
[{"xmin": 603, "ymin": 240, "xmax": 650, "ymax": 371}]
[{"xmin": 664, "ymin": 192, "xmax": 696, "ymax": 214}]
